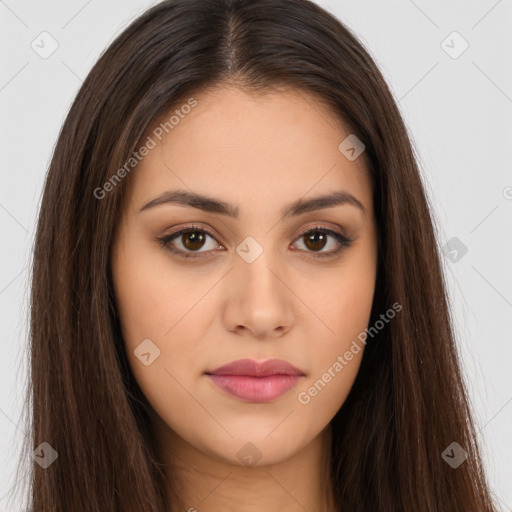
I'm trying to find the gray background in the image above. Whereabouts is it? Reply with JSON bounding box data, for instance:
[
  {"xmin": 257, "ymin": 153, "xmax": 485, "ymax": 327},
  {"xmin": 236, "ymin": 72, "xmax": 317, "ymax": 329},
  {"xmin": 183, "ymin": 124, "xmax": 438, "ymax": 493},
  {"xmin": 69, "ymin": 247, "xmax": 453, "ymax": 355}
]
[{"xmin": 1, "ymin": 0, "xmax": 511, "ymax": 510}]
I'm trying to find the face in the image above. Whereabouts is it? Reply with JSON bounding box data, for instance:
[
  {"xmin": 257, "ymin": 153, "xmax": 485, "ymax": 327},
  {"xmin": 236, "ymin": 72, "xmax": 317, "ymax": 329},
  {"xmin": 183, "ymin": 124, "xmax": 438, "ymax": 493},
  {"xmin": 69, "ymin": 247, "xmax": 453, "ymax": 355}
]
[{"xmin": 111, "ymin": 85, "xmax": 378, "ymax": 467}]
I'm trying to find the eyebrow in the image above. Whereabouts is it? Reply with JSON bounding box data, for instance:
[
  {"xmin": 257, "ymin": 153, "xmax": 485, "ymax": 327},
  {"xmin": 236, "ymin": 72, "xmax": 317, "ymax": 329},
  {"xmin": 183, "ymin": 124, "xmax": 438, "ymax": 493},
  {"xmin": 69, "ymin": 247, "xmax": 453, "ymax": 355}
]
[{"xmin": 139, "ymin": 189, "xmax": 366, "ymax": 219}]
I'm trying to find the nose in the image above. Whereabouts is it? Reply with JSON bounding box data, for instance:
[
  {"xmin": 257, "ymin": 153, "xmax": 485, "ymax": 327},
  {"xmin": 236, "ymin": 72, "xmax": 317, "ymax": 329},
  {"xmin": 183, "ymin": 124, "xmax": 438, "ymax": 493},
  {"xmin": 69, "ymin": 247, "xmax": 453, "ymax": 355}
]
[{"xmin": 221, "ymin": 247, "xmax": 295, "ymax": 340}]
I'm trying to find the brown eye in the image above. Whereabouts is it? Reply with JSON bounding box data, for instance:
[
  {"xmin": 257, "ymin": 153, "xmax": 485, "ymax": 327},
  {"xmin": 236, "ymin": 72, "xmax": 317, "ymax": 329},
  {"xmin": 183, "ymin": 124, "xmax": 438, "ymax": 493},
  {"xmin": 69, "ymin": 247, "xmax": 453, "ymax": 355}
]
[
  {"xmin": 303, "ymin": 231, "xmax": 328, "ymax": 252},
  {"xmin": 293, "ymin": 227, "xmax": 353, "ymax": 257},
  {"xmin": 181, "ymin": 230, "xmax": 207, "ymax": 251},
  {"xmin": 158, "ymin": 226, "xmax": 221, "ymax": 258}
]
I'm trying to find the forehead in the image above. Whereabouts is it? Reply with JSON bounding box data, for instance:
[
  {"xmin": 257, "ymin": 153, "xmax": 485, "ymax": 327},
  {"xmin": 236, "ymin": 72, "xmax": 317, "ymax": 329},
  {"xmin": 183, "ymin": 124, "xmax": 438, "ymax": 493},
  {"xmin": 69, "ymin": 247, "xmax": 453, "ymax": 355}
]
[{"xmin": 125, "ymin": 86, "xmax": 373, "ymax": 219}]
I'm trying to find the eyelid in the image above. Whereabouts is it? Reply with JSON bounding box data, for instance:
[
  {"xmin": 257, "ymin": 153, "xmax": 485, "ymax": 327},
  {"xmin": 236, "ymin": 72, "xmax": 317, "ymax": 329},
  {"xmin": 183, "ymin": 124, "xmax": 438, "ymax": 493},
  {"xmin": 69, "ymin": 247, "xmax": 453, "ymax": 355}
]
[
  {"xmin": 157, "ymin": 223, "xmax": 223, "ymax": 258},
  {"xmin": 292, "ymin": 225, "xmax": 354, "ymax": 258},
  {"xmin": 157, "ymin": 223, "xmax": 354, "ymax": 259}
]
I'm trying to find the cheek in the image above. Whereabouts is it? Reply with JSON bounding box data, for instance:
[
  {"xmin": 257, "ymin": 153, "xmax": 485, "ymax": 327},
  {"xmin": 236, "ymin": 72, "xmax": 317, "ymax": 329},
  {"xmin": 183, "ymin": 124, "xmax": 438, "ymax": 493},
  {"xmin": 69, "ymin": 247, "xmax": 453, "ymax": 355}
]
[
  {"xmin": 111, "ymin": 242, "xmax": 210, "ymax": 444},
  {"xmin": 322, "ymin": 276, "xmax": 375, "ymax": 352},
  {"xmin": 294, "ymin": 251, "xmax": 376, "ymax": 419},
  {"xmin": 111, "ymin": 236, "xmax": 214, "ymax": 402},
  {"xmin": 294, "ymin": 297, "xmax": 370, "ymax": 438},
  {"xmin": 304, "ymin": 251, "xmax": 376, "ymax": 353},
  {"xmin": 112, "ymin": 234, "xmax": 208, "ymax": 344}
]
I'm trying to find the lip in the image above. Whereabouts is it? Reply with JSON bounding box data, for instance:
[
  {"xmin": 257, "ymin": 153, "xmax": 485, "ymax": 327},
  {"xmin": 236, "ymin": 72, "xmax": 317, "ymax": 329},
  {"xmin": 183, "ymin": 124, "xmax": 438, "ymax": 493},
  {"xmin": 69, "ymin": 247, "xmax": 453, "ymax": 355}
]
[{"xmin": 205, "ymin": 358, "xmax": 305, "ymax": 403}]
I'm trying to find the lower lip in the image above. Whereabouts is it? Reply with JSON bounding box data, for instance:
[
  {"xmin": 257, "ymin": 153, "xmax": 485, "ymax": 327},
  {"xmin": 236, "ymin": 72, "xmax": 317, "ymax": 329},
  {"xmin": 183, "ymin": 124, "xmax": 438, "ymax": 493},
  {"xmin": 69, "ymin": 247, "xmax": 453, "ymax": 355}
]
[{"xmin": 206, "ymin": 374, "xmax": 303, "ymax": 402}]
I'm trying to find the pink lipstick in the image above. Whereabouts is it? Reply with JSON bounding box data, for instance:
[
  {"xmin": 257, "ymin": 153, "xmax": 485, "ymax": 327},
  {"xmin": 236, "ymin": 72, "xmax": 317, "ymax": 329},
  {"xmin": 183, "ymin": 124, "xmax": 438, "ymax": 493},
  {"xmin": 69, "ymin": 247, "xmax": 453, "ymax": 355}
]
[{"xmin": 205, "ymin": 358, "xmax": 305, "ymax": 403}]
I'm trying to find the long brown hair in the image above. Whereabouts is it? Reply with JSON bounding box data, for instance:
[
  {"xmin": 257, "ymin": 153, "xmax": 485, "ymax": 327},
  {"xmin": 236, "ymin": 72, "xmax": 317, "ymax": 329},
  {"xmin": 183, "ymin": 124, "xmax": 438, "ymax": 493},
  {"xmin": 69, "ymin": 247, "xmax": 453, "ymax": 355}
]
[{"xmin": 15, "ymin": 0, "xmax": 496, "ymax": 510}]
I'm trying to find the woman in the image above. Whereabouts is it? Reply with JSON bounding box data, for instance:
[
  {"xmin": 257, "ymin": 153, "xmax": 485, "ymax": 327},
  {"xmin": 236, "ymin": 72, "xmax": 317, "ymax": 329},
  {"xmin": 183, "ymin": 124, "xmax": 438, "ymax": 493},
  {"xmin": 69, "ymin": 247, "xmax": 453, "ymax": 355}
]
[{"xmin": 18, "ymin": 0, "xmax": 496, "ymax": 510}]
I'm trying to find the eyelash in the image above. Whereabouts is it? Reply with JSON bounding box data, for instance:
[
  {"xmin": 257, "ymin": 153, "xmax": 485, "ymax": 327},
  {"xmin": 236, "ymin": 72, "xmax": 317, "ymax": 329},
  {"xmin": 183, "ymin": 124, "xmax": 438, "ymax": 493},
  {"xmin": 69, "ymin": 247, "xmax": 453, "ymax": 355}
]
[{"xmin": 157, "ymin": 224, "xmax": 354, "ymax": 260}]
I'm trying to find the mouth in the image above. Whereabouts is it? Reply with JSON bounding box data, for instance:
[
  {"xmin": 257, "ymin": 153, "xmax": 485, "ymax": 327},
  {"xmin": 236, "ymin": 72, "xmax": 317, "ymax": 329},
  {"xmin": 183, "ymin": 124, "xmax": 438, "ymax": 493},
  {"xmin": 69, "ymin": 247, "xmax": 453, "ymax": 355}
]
[{"xmin": 205, "ymin": 358, "xmax": 305, "ymax": 403}]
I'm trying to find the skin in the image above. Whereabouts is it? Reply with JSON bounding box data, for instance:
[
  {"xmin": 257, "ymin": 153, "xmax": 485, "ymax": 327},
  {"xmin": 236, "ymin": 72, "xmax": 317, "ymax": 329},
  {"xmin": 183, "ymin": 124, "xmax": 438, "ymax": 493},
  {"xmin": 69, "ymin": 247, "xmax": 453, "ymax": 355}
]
[{"xmin": 111, "ymin": 85, "xmax": 378, "ymax": 512}]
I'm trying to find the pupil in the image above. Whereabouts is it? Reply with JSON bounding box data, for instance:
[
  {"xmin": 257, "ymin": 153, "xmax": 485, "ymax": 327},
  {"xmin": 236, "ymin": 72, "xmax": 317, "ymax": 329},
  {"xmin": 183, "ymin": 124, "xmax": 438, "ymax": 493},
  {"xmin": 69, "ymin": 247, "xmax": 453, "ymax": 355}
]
[
  {"xmin": 183, "ymin": 231, "xmax": 205, "ymax": 250},
  {"xmin": 305, "ymin": 232, "xmax": 326, "ymax": 251}
]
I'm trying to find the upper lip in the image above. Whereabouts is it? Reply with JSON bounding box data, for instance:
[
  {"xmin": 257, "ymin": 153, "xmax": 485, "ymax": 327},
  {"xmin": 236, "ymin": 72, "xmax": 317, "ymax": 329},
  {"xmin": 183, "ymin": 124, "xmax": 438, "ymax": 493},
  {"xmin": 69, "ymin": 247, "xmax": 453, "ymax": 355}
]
[{"xmin": 206, "ymin": 358, "xmax": 305, "ymax": 377}]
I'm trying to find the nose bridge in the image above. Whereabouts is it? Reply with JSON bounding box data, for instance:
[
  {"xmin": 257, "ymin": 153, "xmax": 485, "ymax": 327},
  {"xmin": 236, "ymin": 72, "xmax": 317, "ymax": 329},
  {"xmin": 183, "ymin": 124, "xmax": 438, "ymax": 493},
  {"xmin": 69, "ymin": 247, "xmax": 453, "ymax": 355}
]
[
  {"xmin": 223, "ymin": 234, "xmax": 294, "ymax": 336},
  {"xmin": 236, "ymin": 233, "xmax": 284, "ymax": 301}
]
